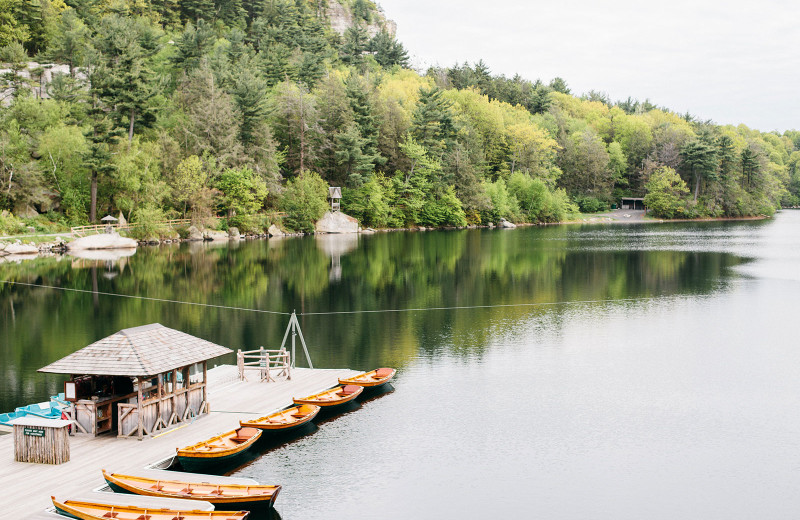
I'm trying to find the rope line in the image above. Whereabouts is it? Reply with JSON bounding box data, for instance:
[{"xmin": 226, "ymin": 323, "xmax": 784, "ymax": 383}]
[
  {"xmin": 0, "ymin": 279, "xmax": 672, "ymax": 316},
  {"xmin": 0, "ymin": 280, "xmax": 292, "ymax": 315}
]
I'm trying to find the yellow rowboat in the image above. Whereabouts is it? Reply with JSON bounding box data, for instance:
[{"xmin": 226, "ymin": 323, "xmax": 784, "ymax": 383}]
[
  {"xmin": 292, "ymin": 385, "xmax": 363, "ymax": 408},
  {"xmin": 239, "ymin": 404, "xmax": 320, "ymax": 431},
  {"xmin": 102, "ymin": 470, "xmax": 281, "ymax": 509},
  {"xmin": 338, "ymin": 368, "xmax": 396, "ymax": 388},
  {"xmin": 176, "ymin": 427, "xmax": 262, "ymax": 472},
  {"xmin": 52, "ymin": 497, "xmax": 248, "ymax": 520}
]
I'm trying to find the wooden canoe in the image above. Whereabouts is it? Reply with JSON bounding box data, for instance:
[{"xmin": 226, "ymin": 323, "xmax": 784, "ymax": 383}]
[
  {"xmin": 176, "ymin": 426, "xmax": 262, "ymax": 471},
  {"xmin": 102, "ymin": 470, "xmax": 281, "ymax": 508},
  {"xmin": 292, "ymin": 385, "xmax": 363, "ymax": 407},
  {"xmin": 338, "ymin": 368, "xmax": 396, "ymax": 388},
  {"xmin": 51, "ymin": 497, "xmax": 248, "ymax": 520},
  {"xmin": 239, "ymin": 403, "xmax": 320, "ymax": 431}
]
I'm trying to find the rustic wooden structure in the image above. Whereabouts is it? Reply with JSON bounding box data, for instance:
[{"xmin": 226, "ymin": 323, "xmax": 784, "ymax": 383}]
[
  {"xmin": 329, "ymin": 186, "xmax": 342, "ymax": 211},
  {"xmin": 237, "ymin": 347, "xmax": 291, "ymax": 382},
  {"xmin": 10, "ymin": 417, "xmax": 71, "ymax": 464},
  {"xmin": 39, "ymin": 324, "xmax": 231, "ymax": 440}
]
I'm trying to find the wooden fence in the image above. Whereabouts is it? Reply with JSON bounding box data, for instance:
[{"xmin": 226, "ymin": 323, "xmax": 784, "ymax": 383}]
[
  {"xmin": 70, "ymin": 218, "xmax": 196, "ymax": 238},
  {"xmin": 237, "ymin": 347, "xmax": 291, "ymax": 382}
]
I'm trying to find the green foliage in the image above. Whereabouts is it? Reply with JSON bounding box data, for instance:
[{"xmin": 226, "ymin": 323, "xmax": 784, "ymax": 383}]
[
  {"xmin": 644, "ymin": 166, "xmax": 690, "ymax": 218},
  {"xmin": 279, "ymin": 169, "xmax": 328, "ymax": 232},
  {"xmin": 482, "ymin": 178, "xmax": 520, "ymax": 223},
  {"xmin": 341, "ymin": 172, "xmax": 391, "ymax": 227},
  {"xmin": 216, "ymin": 165, "xmax": 268, "ymax": 220},
  {"xmin": 573, "ymin": 195, "xmax": 609, "ymax": 213},
  {"xmin": 0, "ymin": 0, "xmax": 794, "ymax": 232}
]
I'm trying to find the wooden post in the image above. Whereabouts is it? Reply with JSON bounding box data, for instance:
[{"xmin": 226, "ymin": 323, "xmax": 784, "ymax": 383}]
[
  {"xmin": 259, "ymin": 346, "xmax": 266, "ymax": 381},
  {"xmin": 237, "ymin": 350, "xmax": 244, "ymax": 380},
  {"xmin": 136, "ymin": 377, "xmax": 143, "ymax": 441},
  {"xmin": 172, "ymin": 369, "xmax": 178, "ymax": 426},
  {"xmin": 156, "ymin": 373, "xmax": 163, "ymax": 432},
  {"xmin": 202, "ymin": 362, "xmax": 208, "ymax": 414}
]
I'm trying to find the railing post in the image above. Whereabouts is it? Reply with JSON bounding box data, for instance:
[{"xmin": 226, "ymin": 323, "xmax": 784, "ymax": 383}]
[
  {"xmin": 237, "ymin": 349, "xmax": 244, "ymax": 380},
  {"xmin": 259, "ymin": 346, "xmax": 266, "ymax": 381}
]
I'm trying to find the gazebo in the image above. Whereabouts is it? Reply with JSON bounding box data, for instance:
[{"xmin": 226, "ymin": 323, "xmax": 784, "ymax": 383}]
[{"xmin": 39, "ymin": 324, "xmax": 231, "ymax": 440}]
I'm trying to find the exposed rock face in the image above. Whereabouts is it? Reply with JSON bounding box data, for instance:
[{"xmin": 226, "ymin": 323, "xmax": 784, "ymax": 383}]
[
  {"xmin": 327, "ymin": 0, "xmax": 396, "ymax": 38},
  {"xmin": 67, "ymin": 232, "xmax": 138, "ymax": 250},
  {"xmin": 498, "ymin": 218, "xmax": 517, "ymax": 229},
  {"xmin": 316, "ymin": 211, "xmax": 359, "ymax": 234},
  {"xmin": 268, "ymin": 224, "xmax": 285, "ymax": 237},
  {"xmin": 228, "ymin": 227, "xmax": 240, "ymax": 239},
  {"xmin": 186, "ymin": 225, "xmax": 204, "ymax": 241}
]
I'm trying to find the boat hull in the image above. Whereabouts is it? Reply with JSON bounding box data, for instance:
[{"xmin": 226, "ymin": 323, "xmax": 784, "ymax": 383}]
[
  {"xmin": 103, "ymin": 471, "xmax": 281, "ymax": 509},
  {"xmin": 240, "ymin": 404, "xmax": 320, "ymax": 432},
  {"xmin": 338, "ymin": 368, "xmax": 396, "ymax": 389},
  {"xmin": 292, "ymin": 385, "xmax": 363, "ymax": 408},
  {"xmin": 52, "ymin": 497, "xmax": 248, "ymax": 520},
  {"xmin": 176, "ymin": 427, "xmax": 262, "ymax": 472}
]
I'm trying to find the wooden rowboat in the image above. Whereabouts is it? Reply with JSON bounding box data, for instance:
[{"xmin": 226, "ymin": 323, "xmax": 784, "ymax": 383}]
[
  {"xmin": 51, "ymin": 497, "xmax": 248, "ymax": 520},
  {"xmin": 239, "ymin": 404, "xmax": 320, "ymax": 431},
  {"xmin": 338, "ymin": 368, "xmax": 396, "ymax": 388},
  {"xmin": 177, "ymin": 427, "xmax": 262, "ymax": 472},
  {"xmin": 292, "ymin": 385, "xmax": 363, "ymax": 407},
  {"xmin": 102, "ymin": 470, "xmax": 281, "ymax": 508}
]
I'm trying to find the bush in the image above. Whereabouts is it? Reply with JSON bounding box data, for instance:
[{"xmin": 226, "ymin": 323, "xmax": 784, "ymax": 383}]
[
  {"xmin": 0, "ymin": 211, "xmax": 26, "ymax": 235},
  {"xmin": 279, "ymin": 170, "xmax": 329, "ymax": 233},
  {"xmin": 128, "ymin": 205, "xmax": 168, "ymax": 239},
  {"xmin": 643, "ymin": 167, "xmax": 690, "ymax": 218},
  {"xmin": 573, "ymin": 195, "xmax": 609, "ymax": 213}
]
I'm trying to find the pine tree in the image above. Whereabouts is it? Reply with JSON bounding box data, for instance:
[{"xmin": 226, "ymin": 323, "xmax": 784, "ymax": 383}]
[
  {"xmin": 340, "ymin": 24, "xmax": 368, "ymax": 70},
  {"xmin": 180, "ymin": 0, "xmax": 215, "ymax": 22},
  {"xmin": 369, "ymin": 30, "xmax": 409, "ymax": 69},
  {"xmin": 344, "ymin": 74, "xmax": 383, "ymax": 175},
  {"xmin": 411, "ymin": 85, "xmax": 455, "ymax": 160}
]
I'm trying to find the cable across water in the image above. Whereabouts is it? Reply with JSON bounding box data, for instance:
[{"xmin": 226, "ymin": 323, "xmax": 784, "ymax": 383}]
[{"xmin": 0, "ymin": 279, "xmax": 669, "ymax": 316}]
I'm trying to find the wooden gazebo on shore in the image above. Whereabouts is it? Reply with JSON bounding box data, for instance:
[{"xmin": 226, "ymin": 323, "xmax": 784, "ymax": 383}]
[{"xmin": 39, "ymin": 324, "xmax": 231, "ymax": 440}]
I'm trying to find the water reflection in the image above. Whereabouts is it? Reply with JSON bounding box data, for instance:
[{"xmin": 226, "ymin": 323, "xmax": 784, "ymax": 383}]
[{"xmin": 0, "ymin": 222, "xmax": 752, "ymax": 412}]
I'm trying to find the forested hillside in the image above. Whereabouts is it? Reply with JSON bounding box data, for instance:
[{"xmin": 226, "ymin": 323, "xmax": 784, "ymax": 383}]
[{"xmin": 1, "ymin": 0, "xmax": 799, "ymax": 234}]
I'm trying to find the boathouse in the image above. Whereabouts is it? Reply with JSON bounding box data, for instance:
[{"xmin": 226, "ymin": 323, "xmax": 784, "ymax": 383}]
[
  {"xmin": 620, "ymin": 197, "xmax": 646, "ymax": 210},
  {"xmin": 38, "ymin": 324, "xmax": 231, "ymax": 440}
]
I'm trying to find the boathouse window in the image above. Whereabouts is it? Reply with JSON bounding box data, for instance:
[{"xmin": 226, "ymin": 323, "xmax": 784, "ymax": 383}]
[
  {"xmin": 177, "ymin": 367, "xmax": 189, "ymax": 390},
  {"xmin": 188, "ymin": 362, "xmax": 204, "ymax": 385}
]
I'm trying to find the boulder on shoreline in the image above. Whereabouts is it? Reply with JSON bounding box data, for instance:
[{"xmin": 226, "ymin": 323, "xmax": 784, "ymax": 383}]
[
  {"xmin": 186, "ymin": 225, "xmax": 203, "ymax": 241},
  {"xmin": 1, "ymin": 242, "xmax": 39, "ymax": 255},
  {"xmin": 67, "ymin": 232, "xmax": 137, "ymax": 251},
  {"xmin": 498, "ymin": 218, "xmax": 517, "ymax": 229},
  {"xmin": 315, "ymin": 211, "xmax": 358, "ymax": 234},
  {"xmin": 203, "ymin": 230, "xmax": 228, "ymax": 241},
  {"xmin": 268, "ymin": 224, "xmax": 285, "ymax": 237}
]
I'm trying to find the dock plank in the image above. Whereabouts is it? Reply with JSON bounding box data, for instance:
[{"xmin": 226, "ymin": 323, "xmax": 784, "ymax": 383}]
[{"xmin": 1, "ymin": 366, "xmax": 357, "ymax": 518}]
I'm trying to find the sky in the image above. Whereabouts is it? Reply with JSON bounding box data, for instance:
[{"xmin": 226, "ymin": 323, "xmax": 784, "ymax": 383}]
[{"xmin": 375, "ymin": 0, "xmax": 799, "ymax": 133}]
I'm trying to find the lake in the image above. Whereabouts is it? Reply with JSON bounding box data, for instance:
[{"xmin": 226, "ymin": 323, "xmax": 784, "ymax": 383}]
[{"xmin": 2, "ymin": 212, "xmax": 799, "ymax": 519}]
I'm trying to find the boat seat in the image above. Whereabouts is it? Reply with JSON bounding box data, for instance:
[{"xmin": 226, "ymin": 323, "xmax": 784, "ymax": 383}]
[
  {"xmin": 102, "ymin": 513, "xmax": 118, "ymax": 518},
  {"xmin": 135, "ymin": 516, "xmax": 151, "ymax": 520},
  {"xmin": 291, "ymin": 413, "xmax": 306, "ymax": 418},
  {"xmin": 339, "ymin": 385, "xmax": 360, "ymax": 395},
  {"xmin": 375, "ymin": 368, "xmax": 393, "ymax": 377}
]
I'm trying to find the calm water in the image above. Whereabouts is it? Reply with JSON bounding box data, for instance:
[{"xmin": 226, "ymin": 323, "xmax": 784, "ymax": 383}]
[{"xmin": 3, "ymin": 212, "xmax": 800, "ymax": 518}]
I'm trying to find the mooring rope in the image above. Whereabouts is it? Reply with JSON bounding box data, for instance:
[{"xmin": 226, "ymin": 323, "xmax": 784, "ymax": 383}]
[{"xmin": 0, "ymin": 279, "xmax": 671, "ymax": 316}]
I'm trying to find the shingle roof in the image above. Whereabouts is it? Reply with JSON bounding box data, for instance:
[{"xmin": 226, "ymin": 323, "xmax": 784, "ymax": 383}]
[{"xmin": 38, "ymin": 324, "xmax": 232, "ymax": 377}]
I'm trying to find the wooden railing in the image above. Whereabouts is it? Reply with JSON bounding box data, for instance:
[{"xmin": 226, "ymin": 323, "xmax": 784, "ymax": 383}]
[
  {"xmin": 70, "ymin": 218, "xmax": 197, "ymax": 238},
  {"xmin": 237, "ymin": 347, "xmax": 291, "ymax": 382}
]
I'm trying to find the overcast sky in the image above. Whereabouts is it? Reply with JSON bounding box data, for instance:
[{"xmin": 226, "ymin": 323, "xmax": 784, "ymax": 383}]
[{"xmin": 376, "ymin": 0, "xmax": 798, "ymax": 132}]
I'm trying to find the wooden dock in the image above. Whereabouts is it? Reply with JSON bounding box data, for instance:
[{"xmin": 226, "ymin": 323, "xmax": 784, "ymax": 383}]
[{"xmin": 0, "ymin": 365, "xmax": 358, "ymax": 518}]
